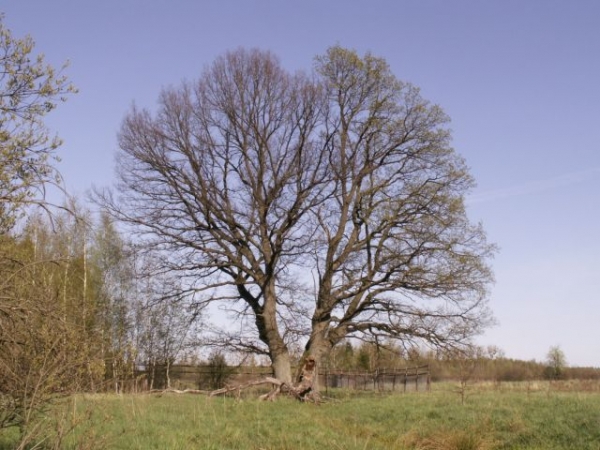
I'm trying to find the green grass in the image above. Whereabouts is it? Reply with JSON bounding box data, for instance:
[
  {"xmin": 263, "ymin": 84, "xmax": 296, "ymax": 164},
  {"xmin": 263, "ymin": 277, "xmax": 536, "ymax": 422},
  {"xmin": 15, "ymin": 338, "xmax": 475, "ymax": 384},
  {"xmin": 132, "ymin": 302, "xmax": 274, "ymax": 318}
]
[{"xmin": 4, "ymin": 384, "xmax": 600, "ymax": 449}]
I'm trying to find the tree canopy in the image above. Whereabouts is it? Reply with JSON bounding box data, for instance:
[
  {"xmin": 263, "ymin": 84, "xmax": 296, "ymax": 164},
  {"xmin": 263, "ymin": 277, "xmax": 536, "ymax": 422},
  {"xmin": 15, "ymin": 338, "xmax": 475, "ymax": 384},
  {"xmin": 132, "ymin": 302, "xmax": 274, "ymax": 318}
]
[
  {"xmin": 101, "ymin": 46, "xmax": 496, "ymax": 383},
  {"xmin": 0, "ymin": 15, "xmax": 76, "ymax": 232},
  {"xmin": 546, "ymin": 345, "xmax": 568, "ymax": 380}
]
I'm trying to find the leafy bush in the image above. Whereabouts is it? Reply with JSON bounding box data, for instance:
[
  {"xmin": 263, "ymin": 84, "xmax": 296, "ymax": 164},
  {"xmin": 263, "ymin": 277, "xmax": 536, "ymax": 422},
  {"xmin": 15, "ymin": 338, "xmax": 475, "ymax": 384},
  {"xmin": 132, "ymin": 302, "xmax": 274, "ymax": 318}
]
[{"xmin": 198, "ymin": 352, "xmax": 235, "ymax": 390}]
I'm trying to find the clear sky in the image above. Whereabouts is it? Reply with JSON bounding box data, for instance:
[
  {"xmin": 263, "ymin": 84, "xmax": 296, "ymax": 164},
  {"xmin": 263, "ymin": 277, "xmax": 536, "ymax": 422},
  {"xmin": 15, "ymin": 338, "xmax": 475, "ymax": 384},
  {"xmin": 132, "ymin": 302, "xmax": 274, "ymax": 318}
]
[{"xmin": 3, "ymin": 0, "xmax": 599, "ymax": 367}]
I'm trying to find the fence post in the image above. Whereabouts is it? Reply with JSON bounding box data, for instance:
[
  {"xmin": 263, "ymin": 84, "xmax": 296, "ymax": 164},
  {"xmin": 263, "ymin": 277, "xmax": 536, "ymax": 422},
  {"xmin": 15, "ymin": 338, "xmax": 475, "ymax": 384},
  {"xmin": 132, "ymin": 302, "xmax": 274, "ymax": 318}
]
[
  {"xmin": 415, "ymin": 366, "xmax": 419, "ymax": 391},
  {"xmin": 426, "ymin": 365, "xmax": 431, "ymax": 392}
]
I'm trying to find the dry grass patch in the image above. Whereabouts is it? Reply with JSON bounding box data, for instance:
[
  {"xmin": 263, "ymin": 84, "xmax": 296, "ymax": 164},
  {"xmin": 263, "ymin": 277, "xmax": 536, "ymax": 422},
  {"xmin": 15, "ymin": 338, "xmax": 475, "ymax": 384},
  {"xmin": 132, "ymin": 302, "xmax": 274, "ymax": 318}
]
[{"xmin": 402, "ymin": 427, "xmax": 496, "ymax": 450}]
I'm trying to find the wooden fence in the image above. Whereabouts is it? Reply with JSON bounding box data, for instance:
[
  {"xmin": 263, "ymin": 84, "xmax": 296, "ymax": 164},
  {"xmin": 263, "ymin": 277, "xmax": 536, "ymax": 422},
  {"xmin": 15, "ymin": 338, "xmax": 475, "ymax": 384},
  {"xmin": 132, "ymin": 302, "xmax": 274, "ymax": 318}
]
[
  {"xmin": 320, "ymin": 365, "xmax": 431, "ymax": 393},
  {"xmin": 129, "ymin": 364, "xmax": 431, "ymax": 393}
]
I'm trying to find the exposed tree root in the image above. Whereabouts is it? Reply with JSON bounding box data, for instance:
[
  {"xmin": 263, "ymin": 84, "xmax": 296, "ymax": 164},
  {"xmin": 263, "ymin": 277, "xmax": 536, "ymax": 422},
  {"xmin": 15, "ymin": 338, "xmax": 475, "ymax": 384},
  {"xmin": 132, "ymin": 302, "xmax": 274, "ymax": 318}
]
[
  {"xmin": 212, "ymin": 357, "xmax": 321, "ymax": 402},
  {"xmin": 148, "ymin": 358, "xmax": 321, "ymax": 402},
  {"xmin": 207, "ymin": 376, "xmax": 319, "ymax": 402}
]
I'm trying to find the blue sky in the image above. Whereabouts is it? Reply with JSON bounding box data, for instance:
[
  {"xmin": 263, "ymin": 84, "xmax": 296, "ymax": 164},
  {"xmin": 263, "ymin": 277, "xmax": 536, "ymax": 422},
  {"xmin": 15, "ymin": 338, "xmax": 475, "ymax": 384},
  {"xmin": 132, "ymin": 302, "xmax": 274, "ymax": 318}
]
[{"xmin": 3, "ymin": 1, "xmax": 599, "ymax": 366}]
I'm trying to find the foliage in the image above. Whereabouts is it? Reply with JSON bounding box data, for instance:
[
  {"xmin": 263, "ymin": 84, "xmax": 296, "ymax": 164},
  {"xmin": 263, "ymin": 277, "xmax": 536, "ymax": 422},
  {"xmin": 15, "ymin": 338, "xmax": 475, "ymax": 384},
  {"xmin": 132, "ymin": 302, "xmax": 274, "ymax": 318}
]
[
  {"xmin": 0, "ymin": 15, "xmax": 76, "ymax": 232},
  {"xmin": 198, "ymin": 351, "xmax": 235, "ymax": 390},
  {"xmin": 0, "ymin": 208, "xmax": 103, "ymax": 434},
  {"xmin": 323, "ymin": 342, "xmax": 598, "ymax": 384},
  {"xmin": 2, "ymin": 203, "xmax": 204, "ymax": 434},
  {"xmin": 0, "ymin": 195, "xmax": 210, "ymax": 447},
  {"xmin": 545, "ymin": 345, "xmax": 567, "ymax": 380},
  {"xmin": 0, "ymin": 15, "xmax": 80, "ymax": 446},
  {"xmin": 0, "ymin": 228, "xmax": 90, "ymax": 434},
  {"xmin": 0, "ymin": 202, "xmax": 206, "ymax": 448}
]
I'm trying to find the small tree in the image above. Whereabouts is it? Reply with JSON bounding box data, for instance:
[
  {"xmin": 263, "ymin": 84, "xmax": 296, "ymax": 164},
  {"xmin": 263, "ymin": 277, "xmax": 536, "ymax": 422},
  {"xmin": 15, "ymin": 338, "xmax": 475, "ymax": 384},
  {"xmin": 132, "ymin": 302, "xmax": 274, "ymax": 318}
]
[
  {"xmin": 545, "ymin": 346, "xmax": 567, "ymax": 380},
  {"xmin": 328, "ymin": 341, "xmax": 355, "ymax": 371},
  {"xmin": 446, "ymin": 346, "xmax": 483, "ymax": 405},
  {"xmin": 130, "ymin": 262, "xmax": 201, "ymax": 391},
  {"xmin": 199, "ymin": 351, "xmax": 234, "ymax": 390},
  {"xmin": 356, "ymin": 346, "xmax": 372, "ymax": 371}
]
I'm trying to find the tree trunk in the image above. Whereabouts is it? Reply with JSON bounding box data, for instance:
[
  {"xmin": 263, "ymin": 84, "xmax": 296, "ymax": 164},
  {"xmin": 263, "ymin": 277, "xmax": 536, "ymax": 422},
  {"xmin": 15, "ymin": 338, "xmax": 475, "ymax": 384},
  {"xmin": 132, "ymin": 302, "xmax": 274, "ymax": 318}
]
[
  {"xmin": 166, "ymin": 359, "xmax": 171, "ymax": 389},
  {"xmin": 297, "ymin": 332, "xmax": 333, "ymax": 391},
  {"xmin": 271, "ymin": 349, "xmax": 292, "ymax": 383},
  {"xmin": 254, "ymin": 280, "xmax": 293, "ymax": 383},
  {"xmin": 299, "ymin": 297, "xmax": 351, "ymax": 390}
]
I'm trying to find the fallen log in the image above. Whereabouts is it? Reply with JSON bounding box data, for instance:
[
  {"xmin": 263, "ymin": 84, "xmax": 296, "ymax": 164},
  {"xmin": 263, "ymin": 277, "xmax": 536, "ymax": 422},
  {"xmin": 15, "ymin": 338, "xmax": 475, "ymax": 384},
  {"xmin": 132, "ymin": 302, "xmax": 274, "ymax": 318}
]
[
  {"xmin": 148, "ymin": 388, "xmax": 209, "ymax": 395},
  {"xmin": 209, "ymin": 378, "xmax": 281, "ymax": 397}
]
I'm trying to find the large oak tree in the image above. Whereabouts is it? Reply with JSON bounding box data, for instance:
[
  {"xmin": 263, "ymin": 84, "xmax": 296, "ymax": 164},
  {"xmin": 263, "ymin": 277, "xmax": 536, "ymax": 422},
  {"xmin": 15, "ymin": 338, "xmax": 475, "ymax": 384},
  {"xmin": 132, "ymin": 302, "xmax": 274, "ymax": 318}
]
[{"xmin": 103, "ymin": 47, "xmax": 495, "ymax": 383}]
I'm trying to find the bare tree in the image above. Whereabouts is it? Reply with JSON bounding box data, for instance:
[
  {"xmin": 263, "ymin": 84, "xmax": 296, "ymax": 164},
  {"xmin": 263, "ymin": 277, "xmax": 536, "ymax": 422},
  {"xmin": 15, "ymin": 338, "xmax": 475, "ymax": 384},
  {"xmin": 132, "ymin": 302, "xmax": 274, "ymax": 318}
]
[
  {"xmin": 445, "ymin": 346, "xmax": 484, "ymax": 405},
  {"xmin": 127, "ymin": 250, "xmax": 203, "ymax": 391},
  {"xmin": 300, "ymin": 47, "xmax": 495, "ymax": 370},
  {"xmin": 100, "ymin": 48, "xmax": 327, "ymax": 383},
  {"xmin": 99, "ymin": 47, "xmax": 495, "ymax": 386}
]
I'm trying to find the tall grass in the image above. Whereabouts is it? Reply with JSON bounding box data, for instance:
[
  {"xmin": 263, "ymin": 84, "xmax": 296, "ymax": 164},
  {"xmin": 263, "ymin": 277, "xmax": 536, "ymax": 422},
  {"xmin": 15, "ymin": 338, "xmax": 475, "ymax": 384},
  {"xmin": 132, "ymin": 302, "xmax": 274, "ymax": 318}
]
[{"xmin": 3, "ymin": 383, "xmax": 600, "ymax": 449}]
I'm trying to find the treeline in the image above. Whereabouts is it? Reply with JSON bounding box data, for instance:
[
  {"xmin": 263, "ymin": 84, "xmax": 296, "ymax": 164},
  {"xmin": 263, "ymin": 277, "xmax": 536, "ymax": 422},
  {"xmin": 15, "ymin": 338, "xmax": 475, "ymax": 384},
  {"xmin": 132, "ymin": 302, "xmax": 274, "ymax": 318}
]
[
  {"xmin": 323, "ymin": 342, "xmax": 600, "ymax": 382},
  {"xmin": 157, "ymin": 341, "xmax": 600, "ymax": 392},
  {"xmin": 0, "ymin": 203, "xmax": 202, "ymax": 430},
  {"xmin": 1, "ymin": 200, "xmax": 598, "ymax": 429},
  {"xmin": 2, "ymin": 201, "xmax": 596, "ymax": 418}
]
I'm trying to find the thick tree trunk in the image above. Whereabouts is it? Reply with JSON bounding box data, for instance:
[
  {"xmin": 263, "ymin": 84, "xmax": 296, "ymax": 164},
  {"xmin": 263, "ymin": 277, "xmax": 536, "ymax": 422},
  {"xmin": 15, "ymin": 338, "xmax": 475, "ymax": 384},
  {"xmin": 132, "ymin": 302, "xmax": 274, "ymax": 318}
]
[
  {"xmin": 297, "ymin": 329, "xmax": 333, "ymax": 391},
  {"xmin": 250, "ymin": 279, "xmax": 294, "ymax": 383},
  {"xmin": 271, "ymin": 349, "xmax": 292, "ymax": 383}
]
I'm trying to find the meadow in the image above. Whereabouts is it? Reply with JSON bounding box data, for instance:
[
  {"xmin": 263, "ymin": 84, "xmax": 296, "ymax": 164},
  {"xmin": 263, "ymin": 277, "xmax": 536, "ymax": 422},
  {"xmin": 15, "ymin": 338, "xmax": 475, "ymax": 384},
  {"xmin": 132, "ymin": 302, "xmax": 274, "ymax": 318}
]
[{"xmin": 2, "ymin": 382, "xmax": 600, "ymax": 450}]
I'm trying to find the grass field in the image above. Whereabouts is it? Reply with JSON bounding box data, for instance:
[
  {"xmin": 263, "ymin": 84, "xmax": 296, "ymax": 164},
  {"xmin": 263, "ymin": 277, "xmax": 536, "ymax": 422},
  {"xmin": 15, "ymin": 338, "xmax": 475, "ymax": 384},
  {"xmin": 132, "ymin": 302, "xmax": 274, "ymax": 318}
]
[{"xmin": 2, "ymin": 382, "xmax": 600, "ymax": 449}]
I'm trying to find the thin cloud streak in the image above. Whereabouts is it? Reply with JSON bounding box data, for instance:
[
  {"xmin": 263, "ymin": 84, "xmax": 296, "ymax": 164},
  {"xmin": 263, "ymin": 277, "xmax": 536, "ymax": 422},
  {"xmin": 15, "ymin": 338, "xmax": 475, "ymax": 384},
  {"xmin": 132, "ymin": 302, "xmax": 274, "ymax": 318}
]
[{"xmin": 467, "ymin": 167, "xmax": 600, "ymax": 205}]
